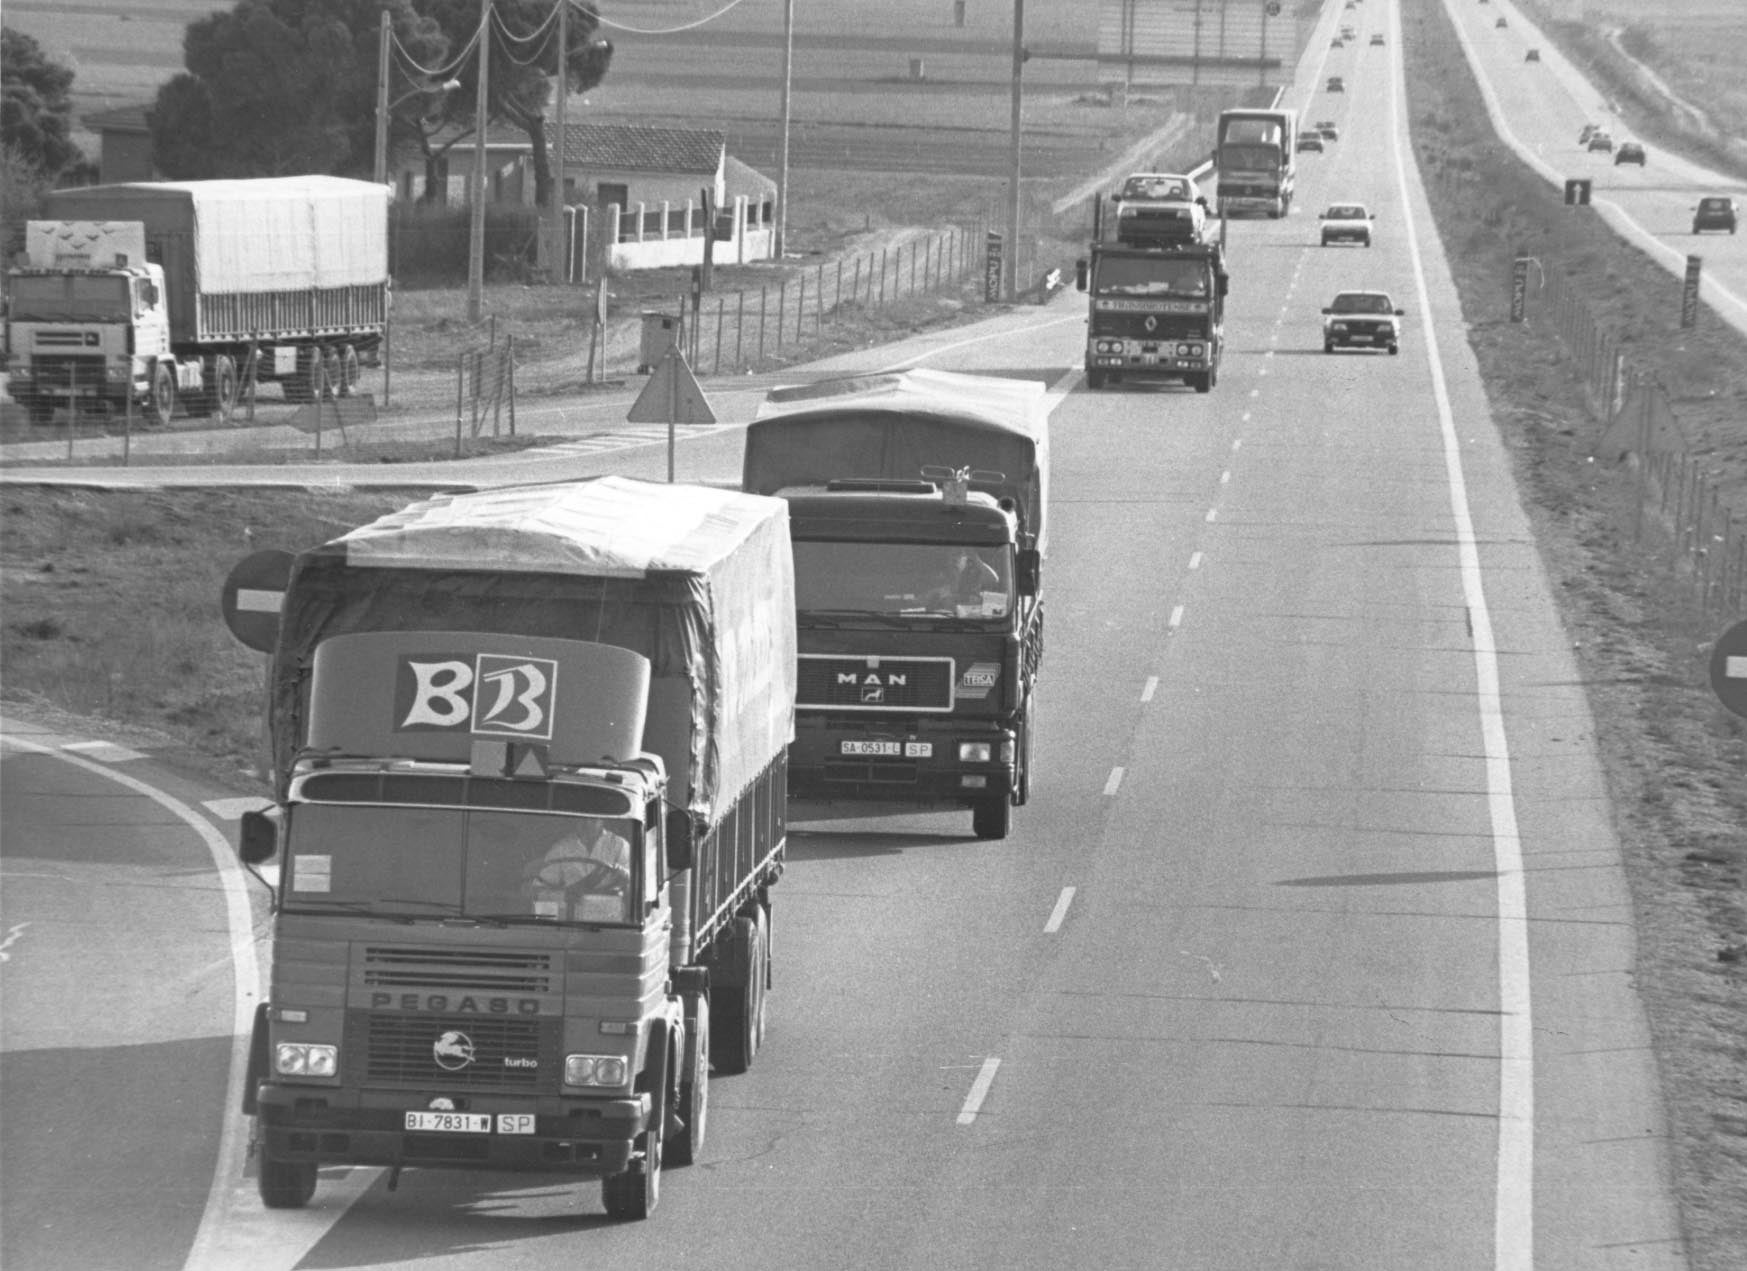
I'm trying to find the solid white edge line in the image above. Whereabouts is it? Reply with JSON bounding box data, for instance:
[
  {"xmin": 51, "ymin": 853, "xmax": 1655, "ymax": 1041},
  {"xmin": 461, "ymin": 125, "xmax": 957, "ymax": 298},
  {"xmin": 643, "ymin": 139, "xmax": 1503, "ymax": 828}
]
[
  {"xmin": 0, "ymin": 731, "xmax": 263, "ymax": 1269},
  {"xmin": 1388, "ymin": 15, "xmax": 1535, "ymax": 1269},
  {"xmin": 957, "ymin": 1057, "xmax": 1002, "ymax": 1124},
  {"xmin": 1044, "ymin": 887, "xmax": 1076, "ymax": 934}
]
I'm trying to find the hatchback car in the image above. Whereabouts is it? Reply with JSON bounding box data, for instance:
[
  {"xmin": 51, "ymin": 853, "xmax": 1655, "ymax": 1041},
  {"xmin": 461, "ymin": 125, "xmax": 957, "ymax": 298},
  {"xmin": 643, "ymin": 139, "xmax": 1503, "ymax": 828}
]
[
  {"xmin": 1578, "ymin": 124, "xmax": 1599, "ymax": 144},
  {"xmin": 1692, "ymin": 196, "xmax": 1739, "ymax": 235},
  {"xmin": 1495, "ymin": 16, "xmax": 1508, "ymax": 28},
  {"xmin": 1587, "ymin": 132, "xmax": 1613, "ymax": 153},
  {"xmin": 1370, "ymin": 34, "xmax": 1385, "ymax": 46},
  {"xmin": 1322, "ymin": 291, "xmax": 1404, "ymax": 355},
  {"xmin": 1319, "ymin": 124, "xmax": 1340, "ymax": 141},
  {"xmin": 1615, "ymin": 142, "xmax": 1647, "ymax": 166},
  {"xmin": 1320, "ymin": 203, "xmax": 1374, "ymax": 247},
  {"xmin": 1297, "ymin": 134, "xmax": 1325, "ymax": 154},
  {"xmin": 1327, "ymin": 76, "xmax": 1345, "ymax": 92},
  {"xmin": 1525, "ymin": 48, "xmax": 1540, "ymax": 61},
  {"xmin": 1331, "ymin": 38, "xmax": 1344, "ymax": 48}
]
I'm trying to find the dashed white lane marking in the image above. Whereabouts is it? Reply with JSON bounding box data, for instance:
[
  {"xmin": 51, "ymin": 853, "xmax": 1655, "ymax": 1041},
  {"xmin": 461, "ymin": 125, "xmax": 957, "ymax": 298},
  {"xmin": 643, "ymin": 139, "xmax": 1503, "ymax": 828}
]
[
  {"xmin": 1249, "ymin": 388, "xmax": 1260, "ymax": 398},
  {"xmin": 1189, "ymin": 551, "xmax": 1204, "ymax": 570},
  {"xmin": 1043, "ymin": 887, "xmax": 1076, "ymax": 934},
  {"xmin": 1168, "ymin": 605, "xmax": 1185, "ymax": 630},
  {"xmin": 61, "ymin": 740, "xmax": 147, "ymax": 763},
  {"xmin": 0, "ymin": 922, "xmax": 31, "ymax": 962},
  {"xmin": 1141, "ymin": 676, "xmax": 1159, "ymax": 702},
  {"xmin": 957, "ymin": 1057, "xmax": 1002, "ymax": 1125},
  {"xmin": 1103, "ymin": 767, "xmax": 1125, "ymax": 797},
  {"xmin": 1220, "ymin": 470, "xmax": 1231, "ymax": 484},
  {"xmin": 1205, "ymin": 507, "xmax": 1219, "ymax": 523},
  {"xmin": 1232, "ymin": 437, "xmax": 1243, "ymax": 449}
]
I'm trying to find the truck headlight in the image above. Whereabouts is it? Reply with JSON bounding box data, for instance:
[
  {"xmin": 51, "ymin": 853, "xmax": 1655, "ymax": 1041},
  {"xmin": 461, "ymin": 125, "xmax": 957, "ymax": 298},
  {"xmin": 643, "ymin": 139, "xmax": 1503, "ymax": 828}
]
[
  {"xmin": 274, "ymin": 1042, "xmax": 338, "ymax": 1077},
  {"xmin": 958, "ymin": 742, "xmax": 993, "ymax": 763},
  {"xmin": 565, "ymin": 1053, "xmax": 629, "ymax": 1087}
]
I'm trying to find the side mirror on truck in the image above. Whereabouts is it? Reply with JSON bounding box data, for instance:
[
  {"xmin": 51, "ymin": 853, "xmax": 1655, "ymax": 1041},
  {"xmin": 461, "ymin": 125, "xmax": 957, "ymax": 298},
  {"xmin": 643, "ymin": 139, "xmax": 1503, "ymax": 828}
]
[
  {"xmin": 665, "ymin": 806, "xmax": 696, "ymax": 872},
  {"xmin": 1217, "ymin": 274, "xmax": 1230, "ymax": 299},
  {"xmin": 1016, "ymin": 548, "xmax": 1042, "ymax": 596},
  {"xmin": 238, "ymin": 808, "xmax": 279, "ymax": 865},
  {"xmin": 1075, "ymin": 259, "xmax": 1089, "ymax": 291}
]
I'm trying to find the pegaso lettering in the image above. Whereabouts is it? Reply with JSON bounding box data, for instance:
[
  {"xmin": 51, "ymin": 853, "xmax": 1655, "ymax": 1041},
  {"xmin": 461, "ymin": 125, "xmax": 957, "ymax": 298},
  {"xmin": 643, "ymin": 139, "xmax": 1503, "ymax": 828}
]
[
  {"xmin": 372, "ymin": 992, "xmax": 542, "ymax": 1016},
  {"xmin": 395, "ymin": 653, "xmax": 558, "ymax": 740}
]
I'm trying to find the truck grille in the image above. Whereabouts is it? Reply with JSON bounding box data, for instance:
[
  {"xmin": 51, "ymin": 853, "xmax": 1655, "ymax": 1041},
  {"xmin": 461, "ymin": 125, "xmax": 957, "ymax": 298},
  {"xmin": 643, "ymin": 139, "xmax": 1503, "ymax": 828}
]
[
  {"xmin": 29, "ymin": 355, "xmax": 105, "ymax": 391},
  {"xmin": 1092, "ymin": 314, "xmax": 1210, "ymax": 341},
  {"xmin": 361, "ymin": 945, "xmax": 556, "ymax": 994},
  {"xmin": 353, "ymin": 1012, "xmax": 555, "ymax": 1089},
  {"xmin": 799, "ymin": 656, "xmax": 954, "ymax": 711}
]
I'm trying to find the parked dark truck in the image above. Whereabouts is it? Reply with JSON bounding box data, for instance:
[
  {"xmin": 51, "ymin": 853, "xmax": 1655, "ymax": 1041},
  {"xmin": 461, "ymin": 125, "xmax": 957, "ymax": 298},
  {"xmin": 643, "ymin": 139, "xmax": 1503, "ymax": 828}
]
[
  {"xmin": 1077, "ymin": 193, "xmax": 1230, "ymax": 392},
  {"xmin": 742, "ymin": 369, "xmax": 1047, "ymax": 840},
  {"xmin": 5, "ymin": 176, "xmax": 388, "ymax": 426},
  {"xmin": 222, "ymin": 477, "xmax": 795, "ymax": 1220}
]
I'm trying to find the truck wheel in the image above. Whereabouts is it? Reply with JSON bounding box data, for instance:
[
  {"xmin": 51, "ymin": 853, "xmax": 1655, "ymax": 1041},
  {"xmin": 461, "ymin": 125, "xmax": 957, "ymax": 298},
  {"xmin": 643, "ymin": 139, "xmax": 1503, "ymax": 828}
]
[
  {"xmin": 258, "ymin": 1149, "xmax": 316, "ymax": 1209},
  {"xmin": 1085, "ymin": 369, "xmax": 1107, "ymax": 390},
  {"xmin": 339, "ymin": 345, "xmax": 360, "ymax": 396},
  {"xmin": 1323, "ymin": 341, "xmax": 1336, "ymax": 354},
  {"xmin": 972, "ymin": 796, "xmax": 1011, "ymax": 840},
  {"xmin": 207, "ymin": 356, "xmax": 240, "ymax": 422},
  {"xmin": 322, "ymin": 349, "xmax": 343, "ymax": 399},
  {"xmin": 1388, "ymin": 343, "xmax": 1400, "ymax": 355},
  {"xmin": 667, "ymin": 996, "xmax": 709, "ymax": 1167},
  {"xmin": 709, "ymin": 915, "xmax": 763, "ymax": 1076},
  {"xmin": 150, "ymin": 364, "xmax": 177, "ymax": 427},
  {"xmin": 601, "ymin": 1102, "xmax": 663, "ymax": 1220},
  {"xmin": 285, "ymin": 350, "xmax": 321, "ymax": 404}
]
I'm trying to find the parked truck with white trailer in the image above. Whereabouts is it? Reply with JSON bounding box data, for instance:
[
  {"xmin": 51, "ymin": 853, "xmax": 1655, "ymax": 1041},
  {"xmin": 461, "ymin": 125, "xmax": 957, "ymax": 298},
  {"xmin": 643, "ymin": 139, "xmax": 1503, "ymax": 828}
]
[
  {"xmin": 223, "ymin": 476, "xmax": 795, "ymax": 1219},
  {"xmin": 5, "ymin": 176, "xmax": 388, "ymax": 426}
]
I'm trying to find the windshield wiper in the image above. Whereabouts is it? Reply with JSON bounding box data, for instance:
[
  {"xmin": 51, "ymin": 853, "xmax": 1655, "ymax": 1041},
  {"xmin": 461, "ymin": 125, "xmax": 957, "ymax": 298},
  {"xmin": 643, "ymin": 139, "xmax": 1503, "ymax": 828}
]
[
  {"xmin": 282, "ymin": 898, "xmax": 415, "ymax": 922},
  {"xmin": 800, "ymin": 608, "xmax": 911, "ymax": 627}
]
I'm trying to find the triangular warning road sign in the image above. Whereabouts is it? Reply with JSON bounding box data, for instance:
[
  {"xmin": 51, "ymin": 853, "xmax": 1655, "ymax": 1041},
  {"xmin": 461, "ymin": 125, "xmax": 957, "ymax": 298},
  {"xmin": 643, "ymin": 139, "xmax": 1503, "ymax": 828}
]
[{"xmin": 626, "ymin": 347, "xmax": 717, "ymax": 425}]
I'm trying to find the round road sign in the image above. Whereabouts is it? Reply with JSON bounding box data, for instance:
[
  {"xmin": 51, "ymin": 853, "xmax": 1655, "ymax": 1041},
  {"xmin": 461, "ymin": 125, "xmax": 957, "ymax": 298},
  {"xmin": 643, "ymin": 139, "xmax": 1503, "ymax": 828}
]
[
  {"xmin": 1707, "ymin": 618, "xmax": 1747, "ymax": 719},
  {"xmin": 221, "ymin": 549, "xmax": 295, "ymax": 653}
]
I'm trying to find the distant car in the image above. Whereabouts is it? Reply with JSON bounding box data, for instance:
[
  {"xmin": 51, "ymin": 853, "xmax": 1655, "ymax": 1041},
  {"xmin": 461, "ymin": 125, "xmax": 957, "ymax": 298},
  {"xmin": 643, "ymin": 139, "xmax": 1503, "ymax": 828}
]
[
  {"xmin": 1495, "ymin": 16, "xmax": 1508, "ymax": 27},
  {"xmin": 1578, "ymin": 124, "xmax": 1599, "ymax": 143},
  {"xmin": 1332, "ymin": 38, "xmax": 1344, "ymax": 48},
  {"xmin": 1319, "ymin": 124, "xmax": 1340, "ymax": 141},
  {"xmin": 1525, "ymin": 48, "xmax": 1540, "ymax": 61},
  {"xmin": 1587, "ymin": 132, "xmax": 1614, "ymax": 153},
  {"xmin": 1112, "ymin": 172, "xmax": 1209, "ymax": 243},
  {"xmin": 1370, "ymin": 34, "xmax": 1385, "ymax": 46},
  {"xmin": 1323, "ymin": 290, "xmax": 1404, "ymax": 355},
  {"xmin": 1341, "ymin": 26, "xmax": 1356, "ymax": 39},
  {"xmin": 1614, "ymin": 142, "xmax": 1647, "ymax": 166},
  {"xmin": 1297, "ymin": 134, "xmax": 1326, "ymax": 154},
  {"xmin": 1319, "ymin": 203, "xmax": 1375, "ymax": 247},
  {"xmin": 1692, "ymin": 196, "xmax": 1739, "ymax": 234},
  {"xmin": 1327, "ymin": 76, "xmax": 1345, "ymax": 92},
  {"xmin": 1315, "ymin": 119, "xmax": 1337, "ymax": 132}
]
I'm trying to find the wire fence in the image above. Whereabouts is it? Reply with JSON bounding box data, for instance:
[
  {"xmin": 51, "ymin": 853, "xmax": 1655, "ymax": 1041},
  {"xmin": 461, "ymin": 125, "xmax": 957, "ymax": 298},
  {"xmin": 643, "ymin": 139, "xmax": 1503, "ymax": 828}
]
[{"xmin": 1530, "ymin": 265, "xmax": 1747, "ymax": 620}]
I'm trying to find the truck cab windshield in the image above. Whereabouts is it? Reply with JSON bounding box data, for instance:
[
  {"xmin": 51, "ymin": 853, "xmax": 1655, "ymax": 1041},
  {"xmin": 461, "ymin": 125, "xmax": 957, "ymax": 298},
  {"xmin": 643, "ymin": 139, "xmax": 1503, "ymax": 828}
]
[
  {"xmin": 282, "ymin": 804, "xmax": 641, "ymax": 925},
  {"xmin": 8, "ymin": 274, "xmax": 131, "ymax": 322},
  {"xmin": 1094, "ymin": 257, "xmax": 1211, "ymax": 297},
  {"xmin": 793, "ymin": 540, "xmax": 1013, "ymax": 618},
  {"xmin": 1219, "ymin": 145, "xmax": 1283, "ymax": 173}
]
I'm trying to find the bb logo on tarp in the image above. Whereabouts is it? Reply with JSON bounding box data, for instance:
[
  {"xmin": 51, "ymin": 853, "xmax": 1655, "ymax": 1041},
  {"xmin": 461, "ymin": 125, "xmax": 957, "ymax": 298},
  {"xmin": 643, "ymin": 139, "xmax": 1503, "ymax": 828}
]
[{"xmin": 396, "ymin": 654, "xmax": 558, "ymax": 740}]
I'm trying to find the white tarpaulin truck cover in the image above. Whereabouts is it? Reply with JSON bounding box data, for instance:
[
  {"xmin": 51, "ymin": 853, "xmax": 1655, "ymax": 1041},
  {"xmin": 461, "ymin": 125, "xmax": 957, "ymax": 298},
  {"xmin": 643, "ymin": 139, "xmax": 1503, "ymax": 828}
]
[
  {"xmin": 745, "ymin": 367, "xmax": 1051, "ymax": 551},
  {"xmin": 270, "ymin": 477, "xmax": 796, "ymax": 828}
]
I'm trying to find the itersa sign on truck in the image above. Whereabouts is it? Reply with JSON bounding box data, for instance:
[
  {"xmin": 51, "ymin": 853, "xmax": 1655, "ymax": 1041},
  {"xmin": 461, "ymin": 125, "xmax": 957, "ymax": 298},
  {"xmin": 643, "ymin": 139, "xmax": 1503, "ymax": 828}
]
[{"xmin": 222, "ymin": 477, "xmax": 795, "ymax": 1220}]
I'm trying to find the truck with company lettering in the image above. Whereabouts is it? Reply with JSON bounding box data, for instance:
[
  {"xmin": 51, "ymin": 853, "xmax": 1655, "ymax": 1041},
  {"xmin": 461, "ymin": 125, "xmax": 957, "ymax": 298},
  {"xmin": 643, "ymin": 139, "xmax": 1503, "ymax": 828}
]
[
  {"xmin": 5, "ymin": 176, "xmax": 388, "ymax": 426},
  {"xmin": 222, "ymin": 476, "xmax": 795, "ymax": 1220},
  {"xmin": 1213, "ymin": 107, "xmax": 1298, "ymax": 218},
  {"xmin": 742, "ymin": 369, "xmax": 1046, "ymax": 840},
  {"xmin": 1076, "ymin": 193, "xmax": 1229, "ymax": 391}
]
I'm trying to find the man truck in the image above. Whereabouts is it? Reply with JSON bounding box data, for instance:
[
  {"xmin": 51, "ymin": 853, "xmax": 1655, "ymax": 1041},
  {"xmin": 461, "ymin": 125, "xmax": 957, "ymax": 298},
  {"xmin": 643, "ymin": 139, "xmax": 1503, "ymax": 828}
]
[
  {"xmin": 221, "ymin": 476, "xmax": 795, "ymax": 1219},
  {"xmin": 1077, "ymin": 193, "xmax": 1229, "ymax": 391},
  {"xmin": 5, "ymin": 176, "xmax": 388, "ymax": 426},
  {"xmin": 742, "ymin": 368, "xmax": 1047, "ymax": 840},
  {"xmin": 1213, "ymin": 107, "xmax": 1298, "ymax": 218}
]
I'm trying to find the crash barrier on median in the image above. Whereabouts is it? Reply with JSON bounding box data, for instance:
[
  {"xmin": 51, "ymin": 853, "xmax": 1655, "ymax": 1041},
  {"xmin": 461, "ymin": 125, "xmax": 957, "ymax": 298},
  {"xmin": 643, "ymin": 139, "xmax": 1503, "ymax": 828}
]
[{"xmin": 1531, "ymin": 267, "xmax": 1746, "ymax": 621}]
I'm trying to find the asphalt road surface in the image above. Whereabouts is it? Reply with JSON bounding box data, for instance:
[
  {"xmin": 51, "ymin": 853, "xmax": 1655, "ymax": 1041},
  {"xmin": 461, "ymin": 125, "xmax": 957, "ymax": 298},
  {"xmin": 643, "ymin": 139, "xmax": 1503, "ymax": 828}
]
[{"xmin": 0, "ymin": 2, "xmax": 1692, "ymax": 1267}]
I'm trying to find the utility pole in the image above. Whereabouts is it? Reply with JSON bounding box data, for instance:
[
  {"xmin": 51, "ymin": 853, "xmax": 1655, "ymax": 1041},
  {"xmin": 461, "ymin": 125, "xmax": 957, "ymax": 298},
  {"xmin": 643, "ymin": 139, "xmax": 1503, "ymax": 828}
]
[
  {"xmin": 548, "ymin": 0, "xmax": 568, "ymax": 279},
  {"xmin": 373, "ymin": 9, "xmax": 392, "ymax": 187},
  {"xmin": 1007, "ymin": 0, "xmax": 1024, "ymax": 301},
  {"xmin": 467, "ymin": 0, "xmax": 491, "ymax": 323},
  {"xmin": 776, "ymin": 0, "xmax": 795, "ymax": 260}
]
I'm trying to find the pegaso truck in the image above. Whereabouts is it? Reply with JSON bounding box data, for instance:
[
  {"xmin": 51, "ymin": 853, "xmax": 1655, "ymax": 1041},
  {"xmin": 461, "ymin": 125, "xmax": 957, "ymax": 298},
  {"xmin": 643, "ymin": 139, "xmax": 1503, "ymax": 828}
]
[
  {"xmin": 5, "ymin": 176, "xmax": 389, "ymax": 426},
  {"xmin": 742, "ymin": 369, "xmax": 1047, "ymax": 840},
  {"xmin": 1213, "ymin": 108, "xmax": 1298, "ymax": 218},
  {"xmin": 221, "ymin": 476, "xmax": 795, "ymax": 1220}
]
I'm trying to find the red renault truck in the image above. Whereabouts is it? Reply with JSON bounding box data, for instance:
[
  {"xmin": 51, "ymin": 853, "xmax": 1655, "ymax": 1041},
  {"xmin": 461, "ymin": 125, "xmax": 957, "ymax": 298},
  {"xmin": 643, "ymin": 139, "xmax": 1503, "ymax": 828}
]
[
  {"xmin": 223, "ymin": 476, "xmax": 795, "ymax": 1219},
  {"xmin": 742, "ymin": 369, "xmax": 1047, "ymax": 839}
]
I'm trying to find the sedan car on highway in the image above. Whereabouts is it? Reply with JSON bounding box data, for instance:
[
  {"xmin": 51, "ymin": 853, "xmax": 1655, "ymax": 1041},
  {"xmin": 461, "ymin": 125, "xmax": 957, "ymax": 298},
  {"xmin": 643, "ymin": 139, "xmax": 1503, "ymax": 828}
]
[
  {"xmin": 1319, "ymin": 124, "xmax": 1340, "ymax": 141},
  {"xmin": 1370, "ymin": 34, "xmax": 1385, "ymax": 46},
  {"xmin": 1327, "ymin": 76, "xmax": 1345, "ymax": 92},
  {"xmin": 1579, "ymin": 124, "xmax": 1599, "ymax": 144},
  {"xmin": 1587, "ymin": 132, "xmax": 1614, "ymax": 153},
  {"xmin": 1526, "ymin": 48, "xmax": 1541, "ymax": 61},
  {"xmin": 1495, "ymin": 16, "xmax": 1508, "ymax": 27},
  {"xmin": 1615, "ymin": 142, "xmax": 1647, "ymax": 166},
  {"xmin": 1322, "ymin": 291, "xmax": 1404, "ymax": 355},
  {"xmin": 1298, "ymin": 134, "xmax": 1326, "ymax": 154},
  {"xmin": 1320, "ymin": 203, "xmax": 1374, "ymax": 247},
  {"xmin": 1692, "ymin": 196, "xmax": 1739, "ymax": 235}
]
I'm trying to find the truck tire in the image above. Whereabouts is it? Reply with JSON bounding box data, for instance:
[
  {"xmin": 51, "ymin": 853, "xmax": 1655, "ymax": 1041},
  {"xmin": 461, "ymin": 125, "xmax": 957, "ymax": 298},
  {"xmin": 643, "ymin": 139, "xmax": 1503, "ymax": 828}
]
[
  {"xmin": 709, "ymin": 914, "xmax": 764, "ymax": 1076},
  {"xmin": 668, "ymin": 995, "xmax": 710, "ymax": 1167},
  {"xmin": 340, "ymin": 345, "xmax": 360, "ymax": 396},
  {"xmin": 601, "ymin": 1104, "xmax": 663, "ymax": 1220},
  {"xmin": 1085, "ymin": 368, "xmax": 1107, "ymax": 390},
  {"xmin": 258, "ymin": 1148, "xmax": 316, "ymax": 1209},
  {"xmin": 285, "ymin": 349, "xmax": 322, "ymax": 404},
  {"xmin": 972, "ymin": 796, "xmax": 1011, "ymax": 840},
  {"xmin": 322, "ymin": 348, "xmax": 343, "ymax": 400},
  {"xmin": 213, "ymin": 356, "xmax": 240, "ymax": 421},
  {"xmin": 150, "ymin": 363, "xmax": 177, "ymax": 427}
]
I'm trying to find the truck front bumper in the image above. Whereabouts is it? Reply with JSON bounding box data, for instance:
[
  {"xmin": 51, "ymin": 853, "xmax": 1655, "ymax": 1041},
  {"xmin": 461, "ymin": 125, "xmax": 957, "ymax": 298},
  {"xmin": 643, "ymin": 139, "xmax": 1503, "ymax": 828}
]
[
  {"xmin": 787, "ymin": 719, "xmax": 1017, "ymax": 805},
  {"xmin": 254, "ymin": 1083, "xmax": 649, "ymax": 1177}
]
